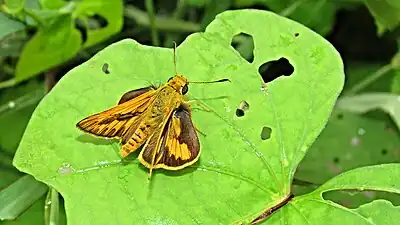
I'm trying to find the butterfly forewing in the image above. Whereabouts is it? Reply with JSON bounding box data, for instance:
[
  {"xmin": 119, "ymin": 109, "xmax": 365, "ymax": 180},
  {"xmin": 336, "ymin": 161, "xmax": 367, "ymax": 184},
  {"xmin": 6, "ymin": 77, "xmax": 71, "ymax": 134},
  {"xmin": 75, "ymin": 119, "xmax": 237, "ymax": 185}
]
[
  {"xmin": 138, "ymin": 104, "xmax": 200, "ymax": 170},
  {"xmin": 76, "ymin": 88, "xmax": 157, "ymax": 138}
]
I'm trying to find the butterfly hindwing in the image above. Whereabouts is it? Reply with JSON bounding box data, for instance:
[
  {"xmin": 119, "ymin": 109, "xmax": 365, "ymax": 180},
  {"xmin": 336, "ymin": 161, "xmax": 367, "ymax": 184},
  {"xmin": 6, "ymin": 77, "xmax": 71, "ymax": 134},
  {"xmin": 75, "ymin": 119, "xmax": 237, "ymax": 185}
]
[
  {"xmin": 76, "ymin": 87, "xmax": 157, "ymax": 138},
  {"xmin": 139, "ymin": 104, "xmax": 200, "ymax": 170},
  {"xmin": 118, "ymin": 86, "xmax": 156, "ymax": 104}
]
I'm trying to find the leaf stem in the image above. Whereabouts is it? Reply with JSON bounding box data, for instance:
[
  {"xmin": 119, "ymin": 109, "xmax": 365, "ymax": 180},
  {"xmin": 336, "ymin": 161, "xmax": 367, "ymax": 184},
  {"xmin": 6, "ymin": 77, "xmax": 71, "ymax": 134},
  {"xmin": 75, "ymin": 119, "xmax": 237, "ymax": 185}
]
[
  {"xmin": 0, "ymin": 78, "xmax": 16, "ymax": 89},
  {"xmin": 279, "ymin": 0, "xmax": 304, "ymax": 17},
  {"xmin": 344, "ymin": 64, "xmax": 393, "ymax": 96},
  {"xmin": 145, "ymin": 0, "xmax": 160, "ymax": 46},
  {"xmin": 45, "ymin": 187, "xmax": 60, "ymax": 225},
  {"xmin": 45, "ymin": 70, "xmax": 57, "ymax": 92}
]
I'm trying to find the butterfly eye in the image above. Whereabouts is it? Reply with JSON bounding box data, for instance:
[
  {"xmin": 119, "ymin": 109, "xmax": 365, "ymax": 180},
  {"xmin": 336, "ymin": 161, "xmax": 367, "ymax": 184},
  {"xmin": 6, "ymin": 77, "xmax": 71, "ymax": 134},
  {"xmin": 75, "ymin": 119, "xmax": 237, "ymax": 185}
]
[
  {"xmin": 167, "ymin": 77, "xmax": 173, "ymax": 82},
  {"xmin": 182, "ymin": 84, "xmax": 188, "ymax": 95}
]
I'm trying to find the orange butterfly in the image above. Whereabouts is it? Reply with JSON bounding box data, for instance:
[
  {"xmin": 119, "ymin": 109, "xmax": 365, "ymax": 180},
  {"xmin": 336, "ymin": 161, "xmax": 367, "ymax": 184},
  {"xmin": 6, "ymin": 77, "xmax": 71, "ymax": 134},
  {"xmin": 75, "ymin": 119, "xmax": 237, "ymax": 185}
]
[{"xmin": 76, "ymin": 43, "xmax": 229, "ymax": 178}]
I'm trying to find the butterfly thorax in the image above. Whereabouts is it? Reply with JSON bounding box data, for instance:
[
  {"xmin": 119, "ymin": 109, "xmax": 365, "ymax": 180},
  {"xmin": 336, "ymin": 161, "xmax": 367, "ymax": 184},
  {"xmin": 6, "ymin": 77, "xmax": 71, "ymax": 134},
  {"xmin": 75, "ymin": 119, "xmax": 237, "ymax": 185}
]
[
  {"xmin": 120, "ymin": 84, "xmax": 184, "ymax": 156},
  {"xmin": 167, "ymin": 75, "xmax": 188, "ymax": 95}
]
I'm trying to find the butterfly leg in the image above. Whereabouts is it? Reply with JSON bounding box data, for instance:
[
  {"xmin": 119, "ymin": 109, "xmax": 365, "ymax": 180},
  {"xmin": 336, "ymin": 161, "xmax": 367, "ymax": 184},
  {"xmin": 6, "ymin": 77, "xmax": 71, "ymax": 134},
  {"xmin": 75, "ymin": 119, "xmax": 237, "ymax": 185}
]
[
  {"xmin": 194, "ymin": 125, "xmax": 206, "ymax": 137},
  {"xmin": 184, "ymin": 100, "xmax": 212, "ymax": 112}
]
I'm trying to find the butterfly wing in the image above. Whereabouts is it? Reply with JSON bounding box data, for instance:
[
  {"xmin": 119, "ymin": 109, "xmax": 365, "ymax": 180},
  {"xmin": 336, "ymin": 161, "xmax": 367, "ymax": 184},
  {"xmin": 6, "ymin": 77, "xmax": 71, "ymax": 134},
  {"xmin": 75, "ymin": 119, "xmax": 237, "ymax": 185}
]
[
  {"xmin": 138, "ymin": 104, "xmax": 200, "ymax": 170},
  {"xmin": 76, "ymin": 87, "xmax": 157, "ymax": 138},
  {"xmin": 118, "ymin": 86, "xmax": 156, "ymax": 104}
]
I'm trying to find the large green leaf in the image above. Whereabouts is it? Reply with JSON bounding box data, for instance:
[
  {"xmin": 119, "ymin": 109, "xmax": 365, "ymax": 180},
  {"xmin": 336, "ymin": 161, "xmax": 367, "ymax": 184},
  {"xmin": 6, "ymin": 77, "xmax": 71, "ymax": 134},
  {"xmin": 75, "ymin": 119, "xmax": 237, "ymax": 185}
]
[{"xmin": 13, "ymin": 10, "xmax": 344, "ymax": 224}]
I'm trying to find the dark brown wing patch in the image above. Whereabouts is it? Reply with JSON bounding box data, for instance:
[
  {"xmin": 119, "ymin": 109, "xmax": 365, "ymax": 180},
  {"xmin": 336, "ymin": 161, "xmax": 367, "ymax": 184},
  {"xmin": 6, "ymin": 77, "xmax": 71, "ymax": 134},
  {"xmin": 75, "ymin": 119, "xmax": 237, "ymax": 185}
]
[
  {"xmin": 138, "ymin": 104, "xmax": 200, "ymax": 170},
  {"xmin": 118, "ymin": 86, "xmax": 156, "ymax": 104}
]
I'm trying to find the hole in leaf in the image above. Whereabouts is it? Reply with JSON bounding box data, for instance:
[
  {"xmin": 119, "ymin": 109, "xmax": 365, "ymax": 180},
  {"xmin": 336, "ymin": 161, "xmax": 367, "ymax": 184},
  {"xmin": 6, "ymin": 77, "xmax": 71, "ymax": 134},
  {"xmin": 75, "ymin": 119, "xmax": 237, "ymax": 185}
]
[
  {"xmin": 258, "ymin": 57, "xmax": 294, "ymax": 83},
  {"xmin": 294, "ymin": 32, "xmax": 299, "ymax": 37},
  {"xmin": 260, "ymin": 126, "xmax": 272, "ymax": 140},
  {"xmin": 235, "ymin": 100, "xmax": 250, "ymax": 117},
  {"xmin": 235, "ymin": 109, "xmax": 244, "ymax": 117},
  {"xmin": 381, "ymin": 148, "xmax": 388, "ymax": 155},
  {"xmin": 87, "ymin": 14, "xmax": 108, "ymax": 29},
  {"xmin": 231, "ymin": 32, "xmax": 254, "ymax": 63},
  {"xmin": 333, "ymin": 157, "xmax": 340, "ymax": 164},
  {"xmin": 102, "ymin": 63, "xmax": 110, "ymax": 74},
  {"xmin": 74, "ymin": 18, "xmax": 87, "ymax": 43}
]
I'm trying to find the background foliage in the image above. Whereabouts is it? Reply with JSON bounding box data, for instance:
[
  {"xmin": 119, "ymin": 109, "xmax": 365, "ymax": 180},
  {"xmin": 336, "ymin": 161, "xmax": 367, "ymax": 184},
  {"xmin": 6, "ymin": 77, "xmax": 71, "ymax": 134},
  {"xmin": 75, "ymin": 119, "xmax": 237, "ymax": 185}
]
[{"xmin": 0, "ymin": 0, "xmax": 399, "ymax": 224}]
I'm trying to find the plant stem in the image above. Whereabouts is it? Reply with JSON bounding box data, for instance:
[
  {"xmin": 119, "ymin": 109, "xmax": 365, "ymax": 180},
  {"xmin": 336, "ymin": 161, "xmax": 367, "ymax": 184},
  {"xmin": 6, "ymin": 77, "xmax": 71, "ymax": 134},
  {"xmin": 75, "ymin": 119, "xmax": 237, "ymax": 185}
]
[
  {"xmin": 279, "ymin": 0, "xmax": 304, "ymax": 17},
  {"xmin": 45, "ymin": 70, "xmax": 57, "ymax": 92},
  {"xmin": 0, "ymin": 78, "xmax": 16, "ymax": 89},
  {"xmin": 345, "ymin": 64, "xmax": 393, "ymax": 96},
  {"xmin": 45, "ymin": 188, "xmax": 60, "ymax": 225},
  {"xmin": 145, "ymin": 0, "xmax": 160, "ymax": 46}
]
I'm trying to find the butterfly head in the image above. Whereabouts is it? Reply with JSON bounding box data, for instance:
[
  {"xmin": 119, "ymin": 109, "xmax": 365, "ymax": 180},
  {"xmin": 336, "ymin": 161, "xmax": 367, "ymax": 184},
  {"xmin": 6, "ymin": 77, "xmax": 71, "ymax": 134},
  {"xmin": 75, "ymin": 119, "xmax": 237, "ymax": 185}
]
[{"xmin": 167, "ymin": 75, "xmax": 189, "ymax": 95}]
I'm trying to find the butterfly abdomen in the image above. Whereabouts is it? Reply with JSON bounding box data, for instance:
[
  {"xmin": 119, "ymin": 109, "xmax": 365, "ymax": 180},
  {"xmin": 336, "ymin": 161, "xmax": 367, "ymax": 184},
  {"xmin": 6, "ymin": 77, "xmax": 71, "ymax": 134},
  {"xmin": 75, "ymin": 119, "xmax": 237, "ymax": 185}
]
[{"xmin": 120, "ymin": 120, "xmax": 159, "ymax": 157}]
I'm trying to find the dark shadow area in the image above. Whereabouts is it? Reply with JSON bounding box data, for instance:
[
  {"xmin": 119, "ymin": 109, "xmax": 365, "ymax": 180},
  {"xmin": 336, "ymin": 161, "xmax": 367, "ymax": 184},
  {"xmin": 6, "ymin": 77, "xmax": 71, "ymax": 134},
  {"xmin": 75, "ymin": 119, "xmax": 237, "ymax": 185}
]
[
  {"xmin": 326, "ymin": 6, "xmax": 397, "ymax": 62},
  {"xmin": 88, "ymin": 14, "xmax": 108, "ymax": 29}
]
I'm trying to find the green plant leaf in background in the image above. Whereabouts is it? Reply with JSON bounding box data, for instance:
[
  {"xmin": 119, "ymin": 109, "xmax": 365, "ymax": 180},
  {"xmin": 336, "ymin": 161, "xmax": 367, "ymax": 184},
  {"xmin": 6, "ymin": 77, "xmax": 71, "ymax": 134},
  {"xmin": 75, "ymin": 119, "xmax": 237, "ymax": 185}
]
[
  {"xmin": 296, "ymin": 109, "xmax": 400, "ymax": 184},
  {"xmin": 13, "ymin": 9, "xmax": 344, "ymax": 224},
  {"xmin": 364, "ymin": 0, "xmax": 400, "ymax": 35},
  {"xmin": 2, "ymin": 0, "xmax": 25, "ymax": 14},
  {"xmin": 355, "ymin": 199, "xmax": 400, "ymax": 224},
  {"xmin": 74, "ymin": 0, "xmax": 123, "ymax": 48},
  {"xmin": 15, "ymin": 13, "xmax": 81, "ymax": 82},
  {"xmin": 234, "ymin": 0, "xmax": 338, "ymax": 35},
  {"xmin": 393, "ymin": 70, "xmax": 400, "ymax": 94},
  {"xmin": 39, "ymin": 0, "xmax": 67, "ymax": 10},
  {"xmin": 0, "ymin": 80, "xmax": 44, "ymax": 188},
  {"xmin": 0, "ymin": 175, "xmax": 47, "ymax": 220},
  {"xmin": 10, "ymin": 0, "xmax": 123, "ymax": 83},
  {"xmin": 337, "ymin": 93, "xmax": 400, "ymax": 130},
  {"xmin": 268, "ymin": 164, "xmax": 400, "ymax": 224},
  {"xmin": 1, "ymin": 195, "xmax": 67, "ymax": 225},
  {"xmin": 0, "ymin": 12, "xmax": 26, "ymax": 39}
]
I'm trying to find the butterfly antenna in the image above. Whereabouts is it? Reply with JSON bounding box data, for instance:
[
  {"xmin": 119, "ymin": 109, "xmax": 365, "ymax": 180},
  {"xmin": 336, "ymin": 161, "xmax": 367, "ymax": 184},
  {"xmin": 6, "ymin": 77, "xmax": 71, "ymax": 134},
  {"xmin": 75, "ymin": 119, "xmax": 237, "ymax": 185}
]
[
  {"xmin": 172, "ymin": 41, "xmax": 178, "ymax": 75},
  {"xmin": 190, "ymin": 78, "xmax": 231, "ymax": 84}
]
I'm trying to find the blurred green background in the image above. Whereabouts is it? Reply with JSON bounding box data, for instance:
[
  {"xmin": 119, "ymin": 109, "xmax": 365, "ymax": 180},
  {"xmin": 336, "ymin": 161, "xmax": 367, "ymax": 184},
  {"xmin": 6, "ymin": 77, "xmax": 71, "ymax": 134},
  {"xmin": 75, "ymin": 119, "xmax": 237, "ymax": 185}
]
[{"xmin": 0, "ymin": 0, "xmax": 399, "ymax": 224}]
